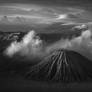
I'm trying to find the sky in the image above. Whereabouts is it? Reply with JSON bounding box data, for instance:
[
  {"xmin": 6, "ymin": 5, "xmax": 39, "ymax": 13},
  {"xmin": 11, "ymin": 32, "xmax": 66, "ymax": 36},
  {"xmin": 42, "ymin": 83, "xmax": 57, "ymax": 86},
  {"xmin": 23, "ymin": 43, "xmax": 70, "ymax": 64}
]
[
  {"xmin": 0, "ymin": 0, "xmax": 91, "ymax": 4},
  {"xmin": 0, "ymin": 0, "xmax": 91, "ymax": 8},
  {"xmin": 0, "ymin": 0, "xmax": 92, "ymax": 26}
]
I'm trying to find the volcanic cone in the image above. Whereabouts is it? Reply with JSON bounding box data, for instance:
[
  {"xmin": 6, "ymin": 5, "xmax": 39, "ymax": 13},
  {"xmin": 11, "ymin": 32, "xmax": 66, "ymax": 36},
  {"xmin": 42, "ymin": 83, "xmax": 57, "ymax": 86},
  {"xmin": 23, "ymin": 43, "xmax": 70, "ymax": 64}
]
[{"xmin": 26, "ymin": 49, "xmax": 92, "ymax": 82}]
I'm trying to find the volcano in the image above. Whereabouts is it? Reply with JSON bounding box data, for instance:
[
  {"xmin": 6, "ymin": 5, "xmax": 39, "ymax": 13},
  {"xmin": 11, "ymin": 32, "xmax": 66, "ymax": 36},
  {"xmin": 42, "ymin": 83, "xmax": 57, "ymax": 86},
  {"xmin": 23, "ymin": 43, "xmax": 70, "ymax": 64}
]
[{"xmin": 26, "ymin": 49, "xmax": 92, "ymax": 82}]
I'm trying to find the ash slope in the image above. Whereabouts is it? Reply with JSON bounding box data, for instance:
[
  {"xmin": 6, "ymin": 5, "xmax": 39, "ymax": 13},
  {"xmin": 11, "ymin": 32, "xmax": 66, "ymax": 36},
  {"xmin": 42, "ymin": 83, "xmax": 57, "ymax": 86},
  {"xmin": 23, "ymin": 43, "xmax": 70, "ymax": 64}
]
[{"xmin": 26, "ymin": 49, "xmax": 92, "ymax": 82}]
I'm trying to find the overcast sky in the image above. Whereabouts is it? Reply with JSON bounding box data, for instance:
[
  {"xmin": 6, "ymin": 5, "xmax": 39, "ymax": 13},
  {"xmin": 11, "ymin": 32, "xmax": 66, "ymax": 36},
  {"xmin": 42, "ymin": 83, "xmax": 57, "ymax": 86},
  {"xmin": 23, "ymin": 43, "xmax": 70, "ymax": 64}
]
[
  {"xmin": 0, "ymin": 0, "xmax": 91, "ymax": 11},
  {"xmin": 0, "ymin": 0, "xmax": 91, "ymax": 5},
  {"xmin": 0, "ymin": 0, "xmax": 91, "ymax": 26}
]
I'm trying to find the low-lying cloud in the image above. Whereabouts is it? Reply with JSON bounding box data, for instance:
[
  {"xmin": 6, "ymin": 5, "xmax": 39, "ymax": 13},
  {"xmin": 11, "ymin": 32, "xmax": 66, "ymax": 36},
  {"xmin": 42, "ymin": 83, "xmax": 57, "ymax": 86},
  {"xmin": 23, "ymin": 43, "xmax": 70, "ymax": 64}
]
[
  {"xmin": 4, "ymin": 24, "xmax": 92, "ymax": 62},
  {"xmin": 4, "ymin": 30, "xmax": 46, "ymax": 62}
]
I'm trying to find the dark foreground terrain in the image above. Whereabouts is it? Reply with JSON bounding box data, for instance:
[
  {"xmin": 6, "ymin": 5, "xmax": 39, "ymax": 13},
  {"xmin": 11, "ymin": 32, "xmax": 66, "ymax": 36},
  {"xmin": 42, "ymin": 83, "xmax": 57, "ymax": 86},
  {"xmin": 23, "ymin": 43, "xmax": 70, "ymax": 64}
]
[{"xmin": 1, "ymin": 75, "xmax": 92, "ymax": 92}]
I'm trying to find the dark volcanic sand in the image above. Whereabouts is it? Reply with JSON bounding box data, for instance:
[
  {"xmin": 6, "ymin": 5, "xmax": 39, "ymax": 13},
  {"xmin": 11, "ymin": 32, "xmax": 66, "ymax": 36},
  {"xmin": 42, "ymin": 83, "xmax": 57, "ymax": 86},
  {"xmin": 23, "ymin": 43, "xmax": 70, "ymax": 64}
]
[{"xmin": 1, "ymin": 75, "xmax": 92, "ymax": 92}]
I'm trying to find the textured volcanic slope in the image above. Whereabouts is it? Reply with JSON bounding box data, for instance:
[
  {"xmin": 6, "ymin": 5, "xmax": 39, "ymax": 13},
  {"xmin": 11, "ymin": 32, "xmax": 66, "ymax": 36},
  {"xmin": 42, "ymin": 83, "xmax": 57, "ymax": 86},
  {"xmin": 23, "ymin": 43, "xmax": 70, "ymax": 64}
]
[{"xmin": 26, "ymin": 49, "xmax": 92, "ymax": 82}]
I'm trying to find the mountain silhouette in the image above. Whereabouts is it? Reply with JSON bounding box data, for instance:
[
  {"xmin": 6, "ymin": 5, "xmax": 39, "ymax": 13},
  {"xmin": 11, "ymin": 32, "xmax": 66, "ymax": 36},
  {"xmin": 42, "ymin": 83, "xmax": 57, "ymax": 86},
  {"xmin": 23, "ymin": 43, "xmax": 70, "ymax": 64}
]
[{"xmin": 26, "ymin": 49, "xmax": 92, "ymax": 82}]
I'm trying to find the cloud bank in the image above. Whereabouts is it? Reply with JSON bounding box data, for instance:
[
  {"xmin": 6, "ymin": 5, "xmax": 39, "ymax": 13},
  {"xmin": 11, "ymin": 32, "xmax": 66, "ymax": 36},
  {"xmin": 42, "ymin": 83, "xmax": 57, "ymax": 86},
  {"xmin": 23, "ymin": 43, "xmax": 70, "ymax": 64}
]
[
  {"xmin": 47, "ymin": 25, "xmax": 92, "ymax": 60},
  {"xmin": 4, "ymin": 30, "xmax": 46, "ymax": 62},
  {"xmin": 4, "ymin": 24, "xmax": 92, "ymax": 62}
]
